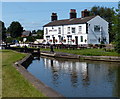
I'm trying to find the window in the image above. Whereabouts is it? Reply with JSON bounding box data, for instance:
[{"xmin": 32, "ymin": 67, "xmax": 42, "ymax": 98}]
[
  {"xmin": 58, "ymin": 27, "xmax": 61, "ymax": 34},
  {"xmin": 67, "ymin": 36, "xmax": 72, "ymax": 44},
  {"xmin": 46, "ymin": 28, "xmax": 48, "ymax": 34},
  {"xmin": 94, "ymin": 25, "xmax": 100, "ymax": 32},
  {"xmin": 79, "ymin": 26, "xmax": 82, "ymax": 32},
  {"xmin": 58, "ymin": 35, "xmax": 61, "ymax": 42},
  {"xmin": 72, "ymin": 27, "xmax": 75, "ymax": 33},
  {"xmin": 46, "ymin": 36, "xmax": 50, "ymax": 42},
  {"xmin": 68, "ymin": 27, "xmax": 70, "ymax": 34},
  {"xmin": 80, "ymin": 36, "xmax": 83, "ymax": 42}
]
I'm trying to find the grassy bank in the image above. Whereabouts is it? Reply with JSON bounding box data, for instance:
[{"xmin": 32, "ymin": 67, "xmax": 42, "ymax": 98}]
[
  {"xmin": 40, "ymin": 48, "xmax": 120, "ymax": 56},
  {"xmin": 1, "ymin": 50, "xmax": 45, "ymax": 97}
]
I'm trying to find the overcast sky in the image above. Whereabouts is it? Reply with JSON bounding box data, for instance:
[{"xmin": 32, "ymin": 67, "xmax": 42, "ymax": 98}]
[{"xmin": 1, "ymin": 1, "xmax": 119, "ymax": 31}]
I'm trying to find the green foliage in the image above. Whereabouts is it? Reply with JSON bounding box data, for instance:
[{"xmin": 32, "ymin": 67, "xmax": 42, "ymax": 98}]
[
  {"xmin": 31, "ymin": 29, "xmax": 43, "ymax": 39},
  {"xmin": 6, "ymin": 37, "xmax": 14, "ymax": 43},
  {"xmin": 0, "ymin": 21, "xmax": 6, "ymax": 41},
  {"xmin": 2, "ymin": 50, "xmax": 45, "ymax": 97},
  {"xmin": 40, "ymin": 48, "xmax": 120, "ymax": 56},
  {"xmin": 8, "ymin": 21, "xmax": 23, "ymax": 38},
  {"xmin": 115, "ymin": 1, "xmax": 120, "ymax": 53},
  {"xmin": 32, "ymin": 30, "xmax": 36, "ymax": 34},
  {"xmin": 26, "ymin": 36, "xmax": 36, "ymax": 42}
]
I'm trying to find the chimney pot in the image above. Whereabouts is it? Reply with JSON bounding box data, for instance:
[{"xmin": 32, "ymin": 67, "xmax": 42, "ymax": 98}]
[
  {"xmin": 70, "ymin": 9, "xmax": 77, "ymax": 19},
  {"xmin": 51, "ymin": 13, "xmax": 57, "ymax": 21},
  {"xmin": 81, "ymin": 9, "xmax": 90, "ymax": 18}
]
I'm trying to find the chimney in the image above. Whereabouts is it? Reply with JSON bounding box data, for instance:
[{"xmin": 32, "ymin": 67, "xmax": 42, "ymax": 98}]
[
  {"xmin": 51, "ymin": 13, "xmax": 57, "ymax": 21},
  {"xmin": 70, "ymin": 9, "xmax": 77, "ymax": 19},
  {"xmin": 81, "ymin": 9, "xmax": 90, "ymax": 18}
]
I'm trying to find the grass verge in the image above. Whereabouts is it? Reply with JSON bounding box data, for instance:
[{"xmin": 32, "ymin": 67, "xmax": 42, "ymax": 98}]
[
  {"xmin": 1, "ymin": 50, "xmax": 45, "ymax": 97},
  {"xmin": 40, "ymin": 48, "xmax": 120, "ymax": 56}
]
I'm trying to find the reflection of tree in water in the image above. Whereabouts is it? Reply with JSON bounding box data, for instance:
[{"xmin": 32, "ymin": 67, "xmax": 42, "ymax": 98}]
[
  {"xmin": 22, "ymin": 56, "xmax": 33, "ymax": 69},
  {"xmin": 50, "ymin": 60, "xmax": 59, "ymax": 87},
  {"xmin": 70, "ymin": 62, "xmax": 78, "ymax": 88},
  {"xmin": 114, "ymin": 64, "xmax": 120, "ymax": 97},
  {"xmin": 82, "ymin": 64, "xmax": 90, "ymax": 86},
  {"xmin": 117, "ymin": 66, "xmax": 120, "ymax": 97},
  {"xmin": 107, "ymin": 66, "xmax": 115, "ymax": 82}
]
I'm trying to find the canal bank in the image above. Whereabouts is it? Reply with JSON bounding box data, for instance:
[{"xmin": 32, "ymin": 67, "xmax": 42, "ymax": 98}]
[
  {"xmin": 8, "ymin": 49, "xmax": 120, "ymax": 97},
  {"xmin": 26, "ymin": 54, "xmax": 120, "ymax": 97},
  {"xmin": 14, "ymin": 53, "xmax": 65, "ymax": 98},
  {"xmin": 2, "ymin": 49, "xmax": 120, "ymax": 97},
  {"xmin": 2, "ymin": 50, "xmax": 45, "ymax": 97},
  {"xmin": 41, "ymin": 51, "xmax": 120, "ymax": 62}
]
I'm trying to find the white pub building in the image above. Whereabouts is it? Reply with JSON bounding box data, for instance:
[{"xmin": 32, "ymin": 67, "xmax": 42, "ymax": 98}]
[{"xmin": 43, "ymin": 9, "xmax": 109, "ymax": 45}]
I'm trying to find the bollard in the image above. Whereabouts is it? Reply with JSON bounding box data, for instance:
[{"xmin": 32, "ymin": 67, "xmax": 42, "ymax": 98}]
[{"xmin": 50, "ymin": 45, "xmax": 54, "ymax": 53}]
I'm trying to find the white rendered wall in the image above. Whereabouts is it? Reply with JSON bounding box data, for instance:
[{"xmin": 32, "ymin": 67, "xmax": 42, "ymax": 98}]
[{"xmin": 44, "ymin": 24, "xmax": 88, "ymax": 45}]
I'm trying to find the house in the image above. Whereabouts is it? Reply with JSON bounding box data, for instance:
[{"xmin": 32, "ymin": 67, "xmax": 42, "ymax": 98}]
[
  {"xmin": 21, "ymin": 31, "xmax": 31, "ymax": 37},
  {"xmin": 32, "ymin": 34, "xmax": 38, "ymax": 37},
  {"xmin": 43, "ymin": 9, "xmax": 109, "ymax": 45}
]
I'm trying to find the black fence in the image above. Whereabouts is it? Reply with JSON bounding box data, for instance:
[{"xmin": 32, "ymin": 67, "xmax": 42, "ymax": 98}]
[
  {"xmin": 5, "ymin": 46, "xmax": 40, "ymax": 54},
  {"xmin": 29, "ymin": 44, "xmax": 107, "ymax": 50}
]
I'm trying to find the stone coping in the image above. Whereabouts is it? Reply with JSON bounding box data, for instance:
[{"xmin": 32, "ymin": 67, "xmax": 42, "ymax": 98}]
[
  {"xmin": 14, "ymin": 53, "xmax": 65, "ymax": 98},
  {"xmin": 41, "ymin": 51, "xmax": 120, "ymax": 62}
]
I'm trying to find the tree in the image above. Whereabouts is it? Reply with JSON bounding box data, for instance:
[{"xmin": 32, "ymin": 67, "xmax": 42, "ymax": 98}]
[
  {"xmin": 8, "ymin": 21, "xmax": 23, "ymax": 38},
  {"xmin": 90, "ymin": 6, "xmax": 116, "ymax": 43},
  {"xmin": 115, "ymin": 1, "xmax": 120, "ymax": 53},
  {"xmin": 32, "ymin": 30, "xmax": 36, "ymax": 34},
  {"xmin": 36, "ymin": 30, "xmax": 43, "ymax": 39},
  {"xmin": 0, "ymin": 21, "xmax": 6, "ymax": 41}
]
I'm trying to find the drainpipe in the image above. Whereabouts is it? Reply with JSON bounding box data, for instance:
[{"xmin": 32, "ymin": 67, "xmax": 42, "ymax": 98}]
[{"xmin": 62, "ymin": 25, "xmax": 64, "ymax": 43}]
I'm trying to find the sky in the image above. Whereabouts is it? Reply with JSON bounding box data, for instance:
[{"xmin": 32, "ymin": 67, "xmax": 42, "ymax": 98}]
[{"xmin": 1, "ymin": 2, "xmax": 119, "ymax": 31}]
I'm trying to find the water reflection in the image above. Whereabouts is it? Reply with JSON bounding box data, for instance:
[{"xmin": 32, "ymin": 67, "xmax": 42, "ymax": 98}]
[{"xmin": 26, "ymin": 56, "xmax": 120, "ymax": 97}]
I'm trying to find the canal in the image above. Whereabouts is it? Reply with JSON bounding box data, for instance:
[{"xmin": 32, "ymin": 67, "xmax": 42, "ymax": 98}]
[{"xmin": 24, "ymin": 56, "xmax": 120, "ymax": 97}]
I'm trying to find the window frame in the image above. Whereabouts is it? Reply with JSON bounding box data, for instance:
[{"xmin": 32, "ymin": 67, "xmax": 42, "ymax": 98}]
[
  {"xmin": 58, "ymin": 27, "xmax": 61, "ymax": 34},
  {"xmin": 79, "ymin": 26, "xmax": 82, "ymax": 32},
  {"xmin": 72, "ymin": 27, "xmax": 76, "ymax": 33},
  {"xmin": 80, "ymin": 36, "xmax": 83, "ymax": 42},
  {"xmin": 67, "ymin": 27, "xmax": 70, "ymax": 34},
  {"xmin": 94, "ymin": 25, "xmax": 100, "ymax": 32}
]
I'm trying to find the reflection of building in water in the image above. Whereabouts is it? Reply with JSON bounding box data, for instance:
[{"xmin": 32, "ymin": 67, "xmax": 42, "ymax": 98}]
[{"xmin": 43, "ymin": 58, "xmax": 89, "ymax": 87}]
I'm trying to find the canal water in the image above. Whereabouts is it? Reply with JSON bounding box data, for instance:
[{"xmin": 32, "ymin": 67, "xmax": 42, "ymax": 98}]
[{"xmin": 25, "ymin": 56, "xmax": 120, "ymax": 97}]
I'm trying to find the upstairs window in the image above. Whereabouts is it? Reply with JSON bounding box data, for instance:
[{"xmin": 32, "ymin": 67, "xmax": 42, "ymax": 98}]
[
  {"xmin": 58, "ymin": 27, "xmax": 61, "ymax": 34},
  {"xmin": 94, "ymin": 25, "xmax": 100, "ymax": 32},
  {"xmin": 46, "ymin": 28, "xmax": 48, "ymax": 34},
  {"xmin": 67, "ymin": 27, "xmax": 70, "ymax": 34},
  {"xmin": 79, "ymin": 26, "xmax": 82, "ymax": 32},
  {"xmin": 72, "ymin": 27, "xmax": 75, "ymax": 33}
]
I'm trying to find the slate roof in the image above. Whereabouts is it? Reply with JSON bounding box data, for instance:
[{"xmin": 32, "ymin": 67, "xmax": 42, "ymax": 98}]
[
  {"xmin": 44, "ymin": 16, "xmax": 96, "ymax": 27},
  {"xmin": 22, "ymin": 31, "xmax": 31, "ymax": 36}
]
